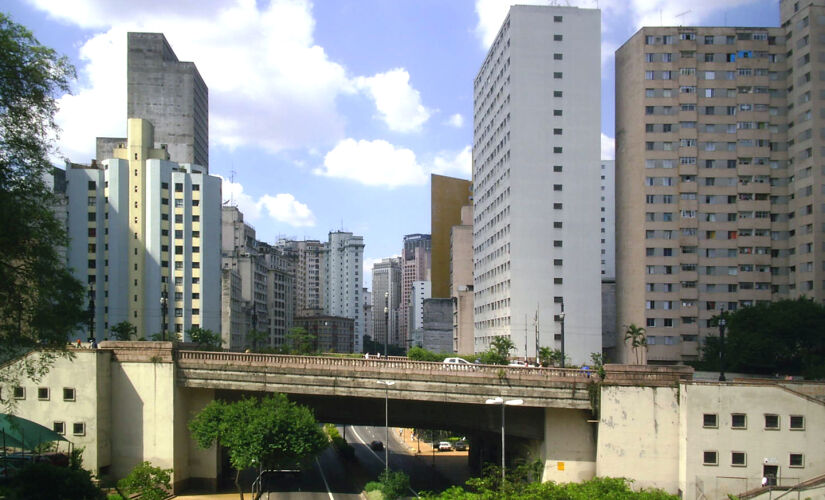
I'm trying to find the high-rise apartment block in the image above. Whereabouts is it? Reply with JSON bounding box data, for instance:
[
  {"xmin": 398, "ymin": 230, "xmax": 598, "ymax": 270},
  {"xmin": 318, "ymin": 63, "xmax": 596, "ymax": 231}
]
[
  {"xmin": 431, "ymin": 174, "xmax": 472, "ymax": 299},
  {"xmin": 279, "ymin": 239, "xmax": 325, "ymax": 317},
  {"xmin": 324, "ymin": 231, "xmax": 365, "ymax": 350},
  {"xmin": 616, "ymin": 0, "xmax": 825, "ymax": 363},
  {"xmin": 451, "ymin": 204, "xmax": 474, "ymax": 354},
  {"xmin": 126, "ymin": 33, "xmax": 209, "ymax": 170},
  {"xmin": 66, "ymin": 119, "xmax": 221, "ymax": 340},
  {"xmin": 473, "ymin": 6, "xmax": 602, "ymax": 362},
  {"xmin": 371, "ymin": 257, "xmax": 401, "ymax": 348},
  {"xmin": 601, "ymin": 160, "xmax": 616, "ymax": 279},
  {"xmin": 399, "ymin": 234, "xmax": 431, "ymax": 347}
]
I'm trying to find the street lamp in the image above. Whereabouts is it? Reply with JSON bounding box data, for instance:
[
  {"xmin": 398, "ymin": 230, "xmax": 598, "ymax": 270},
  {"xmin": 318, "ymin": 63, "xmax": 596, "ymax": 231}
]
[
  {"xmin": 87, "ymin": 284, "xmax": 96, "ymax": 344},
  {"xmin": 377, "ymin": 380, "xmax": 395, "ymax": 473},
  {"xmin": 718, "ymin": 309, "xmax": 727, "ymax": 382},
  {"xmin": 159, "ymin": 283, "xmax": 168, "ymax": 341},
  {"xmin": 558, "ymin": 302, "xmax": 566, "ymax": 368},
  {"xmin": 384, "ymin": 291, "xmax": 390, "ymax": 357},
  {"xmin": 485, "ymin": 397, "xmax": 523, "ymax": 481}
]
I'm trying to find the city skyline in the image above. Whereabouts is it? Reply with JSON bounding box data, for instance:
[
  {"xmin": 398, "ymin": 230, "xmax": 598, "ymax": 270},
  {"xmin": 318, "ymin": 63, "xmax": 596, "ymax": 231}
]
[{"xmin": 5, "ymin": 0, "xmax": 779, "ymax": 288}]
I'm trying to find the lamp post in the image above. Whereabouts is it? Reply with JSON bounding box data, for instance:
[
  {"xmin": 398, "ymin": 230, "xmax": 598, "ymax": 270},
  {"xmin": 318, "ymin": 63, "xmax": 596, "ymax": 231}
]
[
  {"xmin": 87, "ymin": 284, "xmax": 96, "ymax": 344},
  {"xmin": 377, "ymin": 380, "xmax": 395, "ymax": 473},
  {"xmin": 159, "ymin": 284, "xmax": 168, "ymax": 341},
  {"xmin": 384, "ymin": 291, "xmax": 389, "ymax": 357},
  {"xmin": 558, "ymin": 302, "xmax": 566, "ymax": 368},
  {"xmin": 485, "ymin": 397, "xmax": 523, "ymax": 481},
  {"xmin": 718, "ymin": 309, "xmax": 727, "ymax": 382}
]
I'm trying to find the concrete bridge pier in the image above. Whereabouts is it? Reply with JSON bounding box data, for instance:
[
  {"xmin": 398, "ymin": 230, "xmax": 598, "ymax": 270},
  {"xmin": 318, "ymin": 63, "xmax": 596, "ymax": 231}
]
[{"xmin": 540, "ymin": 407, "xmax": 597, "ymax": 484}]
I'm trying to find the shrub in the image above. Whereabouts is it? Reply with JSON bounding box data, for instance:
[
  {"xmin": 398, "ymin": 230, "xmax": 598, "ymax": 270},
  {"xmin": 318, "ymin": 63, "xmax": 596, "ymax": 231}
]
[{"xmin": 117, "ymin": 461, "xmax": 172, "ymax": 500}]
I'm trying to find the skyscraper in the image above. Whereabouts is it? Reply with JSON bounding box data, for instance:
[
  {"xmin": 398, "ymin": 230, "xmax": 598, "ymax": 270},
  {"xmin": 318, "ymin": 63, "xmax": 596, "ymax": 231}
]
[
  {"xmin": 125, "ymin": 32, "xmax": 209, "ymax": 170},
  {"xmin": 472, "ymin": 5, "xmax": 602, "ymax": 362},
  {"xmin": 324, "ymin": 231, "xmax": 365, "ymax": 351},
  {"xmin": 615, "ymin": 0, "xmax": 825, "ymax": 363},
  {"xmin": 371, "ymin": 257, "xmax": 401, "ymax": 349},
  {"xmin": 431, "ymin": 174, "xmax": 472, "ymax": 299},
  {"xmin": 399, "ymin": 233, "xmax": 431, "ymax": 348}
]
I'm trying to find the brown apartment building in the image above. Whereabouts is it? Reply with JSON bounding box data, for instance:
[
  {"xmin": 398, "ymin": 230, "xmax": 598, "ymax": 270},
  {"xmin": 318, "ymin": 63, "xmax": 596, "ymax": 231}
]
[{"xmin": 616, "ymin": 0, "xmax": 825, "ymax": 363}]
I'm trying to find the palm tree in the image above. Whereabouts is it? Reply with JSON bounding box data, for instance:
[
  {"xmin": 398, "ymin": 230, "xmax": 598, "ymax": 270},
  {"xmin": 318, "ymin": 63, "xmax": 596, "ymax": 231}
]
[{"xmin": 624, "ymin": 324, "xmax": 647, "ymax": 364}]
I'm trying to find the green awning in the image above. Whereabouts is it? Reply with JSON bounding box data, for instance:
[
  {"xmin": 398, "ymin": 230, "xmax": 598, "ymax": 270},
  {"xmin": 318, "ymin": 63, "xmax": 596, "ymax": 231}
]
[{"xmin": 0, "ymin": 414, "xmax": 68, "ymax": 451}]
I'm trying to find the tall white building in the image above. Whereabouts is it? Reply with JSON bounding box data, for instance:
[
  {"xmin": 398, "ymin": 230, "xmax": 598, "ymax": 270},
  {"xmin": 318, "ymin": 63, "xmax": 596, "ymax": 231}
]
[
  {"xmin": 408, "ymin": 280, "xmax": 431, "ymax": 347},
  {"xmin": 472, "ymin": 5, "xmax": 602, "ymax": 363},
  {"xmin": 324, "ymin": 231, "xmax": 365, "ymax": 351},
  {"xmin": 601, "ymin": 160, "xmax": 616, "ymax": 280},
  {"xmin": 66, "ymin": 118, "xmax": 221, "ymax": 340}
]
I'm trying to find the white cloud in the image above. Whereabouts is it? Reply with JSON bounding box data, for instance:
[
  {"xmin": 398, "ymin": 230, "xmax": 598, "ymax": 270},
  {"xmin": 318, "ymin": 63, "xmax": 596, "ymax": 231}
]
[
  {"xmin": 220, "ymin": 176, "xmax": 316, "ymax": 227},
  {"xmin": 601, "ymin": 133, "xmax": 615, "ymax": 161},
  {"xmin": 446, "ymin": 113, "xmax": 464, "ymax": 128},
  {"xmin": 354, "ymin": 69, "xmax": 431, "ymax": 133},
  {"xmin": 316, "ymin": 139, "xmax": 471, "ymax": 188},
  {"xmin": 316, "ymin": 138, "xmax": 428, "ymax": 188}
]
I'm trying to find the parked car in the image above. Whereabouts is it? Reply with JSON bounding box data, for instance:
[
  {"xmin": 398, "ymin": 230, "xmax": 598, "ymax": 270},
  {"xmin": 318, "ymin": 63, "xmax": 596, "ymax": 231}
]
[
  {"xmin": 508, "ymin": 360, "xmax": 527, "ymax": 367},
  {"xmin": 438, "ymin": 441, "xmax": 453, "ymax": 452},
  {"xmin": 443, "ymin": 357, "xmax": 471, "ymax": 365},
  {"xmin": 453, "ymin": 441, "xmax": 468, "ymax": 451},
  {"xmin": 369, "ymin": 440, "xmax": 384, "ymax": 451}
]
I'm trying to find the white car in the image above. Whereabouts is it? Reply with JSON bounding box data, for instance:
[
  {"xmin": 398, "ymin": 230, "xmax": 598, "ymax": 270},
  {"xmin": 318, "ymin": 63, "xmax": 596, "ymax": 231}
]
[
  {"xmin": 443, "ymin": 357, "xmax": 471, "ymax": 365},
  {"xmin": 438, "ymin": 441, "xmax": 453, "ymax": 452}
]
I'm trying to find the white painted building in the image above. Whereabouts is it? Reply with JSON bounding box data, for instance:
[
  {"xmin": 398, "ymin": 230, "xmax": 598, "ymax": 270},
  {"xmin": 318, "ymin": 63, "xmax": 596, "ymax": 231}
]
[
  {"xmin": 324, "ymin": 231, "xmax": 365, "ymax": 352},
  {"xmin": 408, "ymin": 280, "xmax": 431, "ymax": 347},
  {"xmin": 66, "ymin": 119, "xmax": 221, "ymax": 340},
  {"xmin": 472, "ymin": 5, "xmax": 602, "ymax": 362},
  {"xmin": 600, "ymin": 160, "xmax": 615, "ymax": 280}
]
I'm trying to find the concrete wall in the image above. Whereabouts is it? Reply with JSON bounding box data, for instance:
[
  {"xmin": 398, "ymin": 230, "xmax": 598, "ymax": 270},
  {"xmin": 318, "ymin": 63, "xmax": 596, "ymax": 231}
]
[{"xmin": 542, "ymin": 408, "xmax": 597, "ymax": 483}]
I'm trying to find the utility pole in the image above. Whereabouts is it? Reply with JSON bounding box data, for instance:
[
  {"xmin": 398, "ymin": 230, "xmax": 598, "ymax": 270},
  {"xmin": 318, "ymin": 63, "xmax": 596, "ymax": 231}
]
[{"xmin": 534, "ymin": 306, "xmax": 540, "ymax": 365}]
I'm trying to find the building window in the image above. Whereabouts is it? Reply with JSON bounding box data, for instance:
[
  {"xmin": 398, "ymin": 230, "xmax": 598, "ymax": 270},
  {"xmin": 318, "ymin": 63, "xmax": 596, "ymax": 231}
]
[
  {"xmin": 731, "ymin": 452, "xmax": 746, "ymax": 467},
  {"xmin": 63, "ymin": 388, "xmax": 76, "ymax": 401},
  {"xmin": 789, "ymin": 415, "xmax": 804, "ymax": 430},
  {"xmin": 765, "ymin": 414, "xmax": 779, "ymax": 429},
  {"xmin": 13, "ymin": 387, "xmax": 24, "ymax": 400},
  {"xmin": 553, "ymin": 240, "xmax": 563, "ymax": 247},
  {"xmin": 553, "ymin": 184, "xmax": 563, "ymax": 191},
  {"xmin": 789, "ymin": 453, "xmax": 804, "ymax": 467},
  {"xmin": 175, "ymin": 308, "xmax": 183, "ymax": 317},
  {"xmin": 553, "ymin": 128, "xmax": 562, "ymax": 135},
  {"xmin": 553, "ymin": 203, "xmax": 562, "ymax": 209},
  {"xmin": 554, "ymin": 91, "xmax": 562, "ymax": 97},
  {"xmin": 554, "ymin": 34, "xmax": 563, "ymax": 41},
  {"xmin": 37, "ymin": 387, "xmax": 49, "ymax": 400},
  {"xmin": 703, "ymin": 451, "xmax": 718, "ymax": 465},
  {"xmin": 553, "ymin": 259, "xmax": 563, "ymax": 266},
  {"xmin": 731, "ymin": 413, "xmax": 747, "ymax": 429},
  {"xmin": 553, "ymin": 165, "xmax": 563, "ymax": 172},
  {"xmin": 192, "ymin": 184, "xmax": 200, "ymax": 191},
  {"xmin": 553, "ymin": 15, "xmax": 562, "ymax": 22},
  {"xmin": 72, "ymin": 422, "xmax": 85, "ymax": 436},
  {"xmin": 553, "ymin": 72, "xmax": 563, "ymax": 79},
  {"xmin": 553, "ymin": 109, "xmax": 562, "ymax": 116},
  {"xmin": 175, "ymin": 183, "xmax": 183, "ymax": 192},
  {"xmin": 53, "ymin": 422, "xmax": 65, "ymax": 435},
  {"xmin": 703, "ymin": 413, "xmax": 718, "ymax": 428}
]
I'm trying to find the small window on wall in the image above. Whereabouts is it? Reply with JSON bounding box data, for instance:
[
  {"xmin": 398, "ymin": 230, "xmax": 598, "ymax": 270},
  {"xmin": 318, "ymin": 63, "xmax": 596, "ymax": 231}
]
[
  {"xmin": 703, "ymin": 413, "xmax": 718, "ymax": 428},
  {"xmin": 703, "ymin": 451, "xmax": 718, "ymax": 465},
  {"xmin": 789, "ymin": 453, "xmax": 804, "ymax": 468},
  {"xmin": 63, "ymin": 388, "xmax": 76, "ymax": 401},
  {"xmin": 13, "ymin": 387, "xmax": 25, "ymax": 400},
  {"xmin": 731, "ymin": 413, "xmax": 746, "ymax": 429},
  {"xmin": 789, "ymin": 415, "xmax": 804, "ymax": 430},
  {"xmin": 731, "ymin": 452, "xmax": 746, "ymax": 467},
  {"xmin": 37, "ymin": 387, "xmax": 49, "ymax": 400},
  {"xmin": 73, "ymin": 422, "xmax": 86, "ymax": 436},
  {"xmin": 53, "ymin": 422, "xmax": 65, "ymax": 435},
  {"xmin": 765, "ymin": 414, "xmax": 779, "ymax": 429}
]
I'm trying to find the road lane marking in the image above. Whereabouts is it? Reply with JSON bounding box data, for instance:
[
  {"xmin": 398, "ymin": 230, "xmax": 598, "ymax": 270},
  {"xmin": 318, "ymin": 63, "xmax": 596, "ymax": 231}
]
[{"xmin": 315, "ymin": 456, "xmax": 335, "ymax": 500}]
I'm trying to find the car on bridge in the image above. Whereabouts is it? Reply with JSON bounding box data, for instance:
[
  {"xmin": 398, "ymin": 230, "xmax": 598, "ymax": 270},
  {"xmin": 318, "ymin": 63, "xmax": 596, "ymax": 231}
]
[{"xmin": 443, "ymin": 357, "xmax": 471, "ymax": 365}]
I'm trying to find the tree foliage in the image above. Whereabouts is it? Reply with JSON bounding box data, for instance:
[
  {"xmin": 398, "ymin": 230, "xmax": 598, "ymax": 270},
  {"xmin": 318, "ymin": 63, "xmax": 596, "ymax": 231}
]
[
  {"xmin": 0, "ymin": 13, "xmax": 84, "ymax": 404},
  {"xmin": 699, "ymin": 298, "xmax": 825, "ymax": 378},
  {"xmin": 187, "ymin": 326, "xmax": 222, "ymax": 350},
  {"xmin": 537, "ymin": 347, "xmax": 569, "ymax": 368},
  {"xmin": 109, "ymin": 321, "xmax": 136, "ymax": 341},
  {"xmin": 624, "ymin": 324, "xmax": 647, "ymax": 365},
  {"xmin": 3, "ymin": 462, "xmax": 105, "ymax": 500},
  {"xmin": 189, "ymin": 394, "xmax": 328, "ymax": 500},
  {"xmin": 479, "ymin": 336, "xmax": 514, "ymax": 365},
  {"xmin": 286, "ymin": 327, "xmax": 316, "ymax": 355},
  {"xmin": 365, "ymin": 470, "xmax": 411, "ymax": 500},
  {"xmin": 117, "ymin": 461, "xmax": 172, "ymax": 500}
]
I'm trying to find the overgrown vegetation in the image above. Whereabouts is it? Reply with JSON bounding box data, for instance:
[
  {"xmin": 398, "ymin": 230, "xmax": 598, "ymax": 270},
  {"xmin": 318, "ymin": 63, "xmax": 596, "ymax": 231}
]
[
  {"xmin": 116, "ymin": 461, "xmax": 172, "ymax": 500},
  {"xmin": 323, "ymin": 423, "xmax": 354, "ymax": 461},
  {"xmin": 187, "ymin": 326, "xmax": 223, "ymax": 350},
  {"xmin": 364, "ymin": 470, "xmax": 411, "ymax": 500}
]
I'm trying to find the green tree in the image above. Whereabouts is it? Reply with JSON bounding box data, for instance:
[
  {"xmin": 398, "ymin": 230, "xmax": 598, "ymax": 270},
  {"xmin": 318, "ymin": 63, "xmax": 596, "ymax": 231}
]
[
  {"xmin": 286, "ymin": 327, "xmax": 316, "ymax": 355},
  {"xmin": 480, "ymin": 336, "xmax": 514, "ymax": 365},
  {"xmin": 109, "ymin": 321, "xmax": 137, "ymax": 341},
  {"xmin": 538, "ymin": 347, "xmax": 568, "ymax": 368},
  {"xmin": 408, "ymin": 346, "xmax": 449, "ymax": 362},
  {"xmin": 5, "ymin": 462, "xmax": 105, "ymax": 500},
  {"xmin": 117, "ymin": 461, "xmax": 172, "ymax": 500},
  {"xmin": 247, "ymin": 328, "xmax": 269, "ymax": 351},
  {"xmin": 0, "ymin": 14, "xmax": 85, "ymax": 408},
  {"xmin": 624, "ymin": 324, "xmax": 647, "ymax": 365},
  {"xmin": 189, "ymin": 394, "xmax": 328, "ymax": 500},
  {"xmin": 187, "ymin": 326, "xmax": 222, "ymax": 350},
  {"xmin": 699, "ymin": 298, "xmax": 825, "ymax": 378}
]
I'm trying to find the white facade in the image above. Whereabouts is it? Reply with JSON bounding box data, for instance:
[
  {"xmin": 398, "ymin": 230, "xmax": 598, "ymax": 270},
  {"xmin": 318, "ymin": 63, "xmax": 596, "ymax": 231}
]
[
  {"xmin": 600, "ymin": 160, "xmax": 616, "ymax": 280},
  {"xmin": 472, "ymin": 6, "xmax": 602, "ymax": 362},
  {"xmin": 409, "ymin": 280, "xmax": 431, "ymax": 344},
  {"xmin": 324, "ymin": 231, "xmax": 365, "ymax": 352},
  {"xmin": 66, "ymin": 119, "xmax": 221, "ymax": 340}
]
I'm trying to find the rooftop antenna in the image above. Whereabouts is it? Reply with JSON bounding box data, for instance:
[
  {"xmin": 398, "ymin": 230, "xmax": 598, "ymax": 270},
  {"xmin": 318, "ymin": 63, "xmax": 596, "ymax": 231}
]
[
  {"xmin": 675, "ymin": 10, "xmax": 691, "ymax": 26},
  {"xmin": 229, "ymin": 167, "xmax": 237, "ymax": 207}
]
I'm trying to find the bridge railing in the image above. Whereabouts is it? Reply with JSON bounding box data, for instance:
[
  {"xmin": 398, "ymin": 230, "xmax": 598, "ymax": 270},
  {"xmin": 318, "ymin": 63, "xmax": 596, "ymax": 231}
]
[{"xmin": 175, "ymin": 350, "xmax": 596, "ymax": 380}]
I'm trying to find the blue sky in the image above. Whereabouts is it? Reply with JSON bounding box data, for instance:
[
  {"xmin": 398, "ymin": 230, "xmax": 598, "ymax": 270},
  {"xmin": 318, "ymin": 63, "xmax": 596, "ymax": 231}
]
[{"xmin": 5, "ymin": 0, "xmax": 779, "ymax": 288}]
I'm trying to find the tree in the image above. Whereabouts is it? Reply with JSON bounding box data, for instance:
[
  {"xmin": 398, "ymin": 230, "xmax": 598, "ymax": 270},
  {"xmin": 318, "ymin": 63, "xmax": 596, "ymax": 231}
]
[
  {"xmin": 699, "ymin": 298, "xmax": 825, "ymax": 378},
  {"xmin": 247, "ymin": 328, "xmax": 269, "ymax": 351},
  {"xmin": 187, "ymin": 326, "xmax": 222, "ymax": 350},
  {"xmin": 110, "ymin": 321, "xmax": 137, "ymax": 341},
  {"xmin": 624, "ymin": 324, "xmax": 647, "ymax": 365},
  {"xmin": 538, "ymin": 347, "xmax": 568, "ymax": 368},
  {"xmin": 117, "ymin": 461, "xmax": 172, "ymax": 500},
  {"xmin": 286, "ymin": 327, "xmax": 316, "ymax": 355},
  {"xmin": 189, "ymin": 394, "xmax": 328, "ymax": 500},
  {"xmin": 481, "ymin": 336, "xmax": 514, "ymax": 365},
  {"xmin": 0, "ymin": 13, "xmax": 84, "ymax": 409}
]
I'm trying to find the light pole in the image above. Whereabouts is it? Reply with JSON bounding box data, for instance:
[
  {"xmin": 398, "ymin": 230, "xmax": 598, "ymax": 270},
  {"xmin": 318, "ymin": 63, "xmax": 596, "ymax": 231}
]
[
  {"xmin": 485, "ymin": 397, "xmax": 523, "ymax": 481},
  {"xmin": 384, "ymin": 290, "xmax": 389, "ymax": 357},
  {"xmin": 159, "ymin": 283, "xmax": 168, "ymax": 341},
  {"xmin": 377, "ymin": 380, "xmax": 395, "ymax": 473},
  {"xmin": 718, "ymin": 309, "xmax": 727, "ymax": 382},
  {"xmin": 558, "ymin": 302, "xmax": 566, "ymax": 368},
  {"xmin": 87, "ymin": 284, "xmax": 96, "ymax": 344}
]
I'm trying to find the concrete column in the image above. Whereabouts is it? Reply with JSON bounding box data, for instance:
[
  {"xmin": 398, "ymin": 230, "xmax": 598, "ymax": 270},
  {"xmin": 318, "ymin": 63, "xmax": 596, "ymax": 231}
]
[{"xmin": 542, "ymin": 407, "xmax": 597, "ymax": 483}]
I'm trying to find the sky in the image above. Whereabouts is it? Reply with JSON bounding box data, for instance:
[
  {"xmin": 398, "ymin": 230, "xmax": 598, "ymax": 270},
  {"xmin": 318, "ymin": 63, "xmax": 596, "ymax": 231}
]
[{"xmin": 5, "ymin": 0, "xmax": 780, "ymax": 288}]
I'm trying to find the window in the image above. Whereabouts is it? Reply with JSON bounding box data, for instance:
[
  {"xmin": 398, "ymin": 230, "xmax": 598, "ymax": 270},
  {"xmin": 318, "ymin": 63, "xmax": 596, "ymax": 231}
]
[
  {"xmin": 553, "ymin": 147, "xmax": 563, "ymax": 153},
  {"xmin": 553, "ymin": 91, "xmax": 563, "ymax": 97},
  {"xmin": 553, "ymin": 240, "xmax": 563, "ymax": 247},
  {"xmin": 553, "ymin": 15, "xmax": 562, "ymax": 22},
  {"xmin": 731, "ymin": 452, "xmax": 746, "ymax": 467},
  {"xmin": 790, "ymin": 453, "xmax": 804, "ymax": 467},
  {"xmin": 553, "ymin": 34, "xmax": 563, "ymax": 41},
  {"xmin": 553, "ymin": 128, "xmax": 562, "ymax": 135},
  {"xmin": 703, "ymin": 451, "xmax": 718, "ymax": 465},
  {"xmin": 553, "ymin": 165, "xmax": 562, "ymax": 172},
  {"xmin": 703, "ymin": 413, "xmax": 718, "ymax": 428},
  {"xmin": 174, "ymin": 183, "xmax": 183, "ymax": 192},
  {"xmin": 13, "ymin": 387, "xmax": 25, "ymax": 399},
  {"xmin": 731, "ymin": 413, "xmax": 746, "ymax": 429},
  {"xmin": 72, "ymin": 422, "xmax": 85, "ymax": 436},
  {"xmin": 553, "ymin": 109, "xmax": 562, "ymax": 116},
  {"xmin": 37, "ymin": 387, "xmax": 49, "ymax": 400},
  {"xmin": 63, "ymin": 388, "xmax": 75, "ymax": 401},
  {"xmin": 53, "ymin": 422, "xmax": 65, "ymax": 435},
  {"xmin": 765, "ymin": 414, "xmax": 779, "ymax": 429},
  {"xmin": 553, "ymin": 72, "xmax": 563, "ymax": 79},
  {"xmin": 553, "ymin": 184, "xmax": 563, "ymax": 191},
  {"xmin": 790, "ymin": 415, "xmax": 804, "ymax": 430}
]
